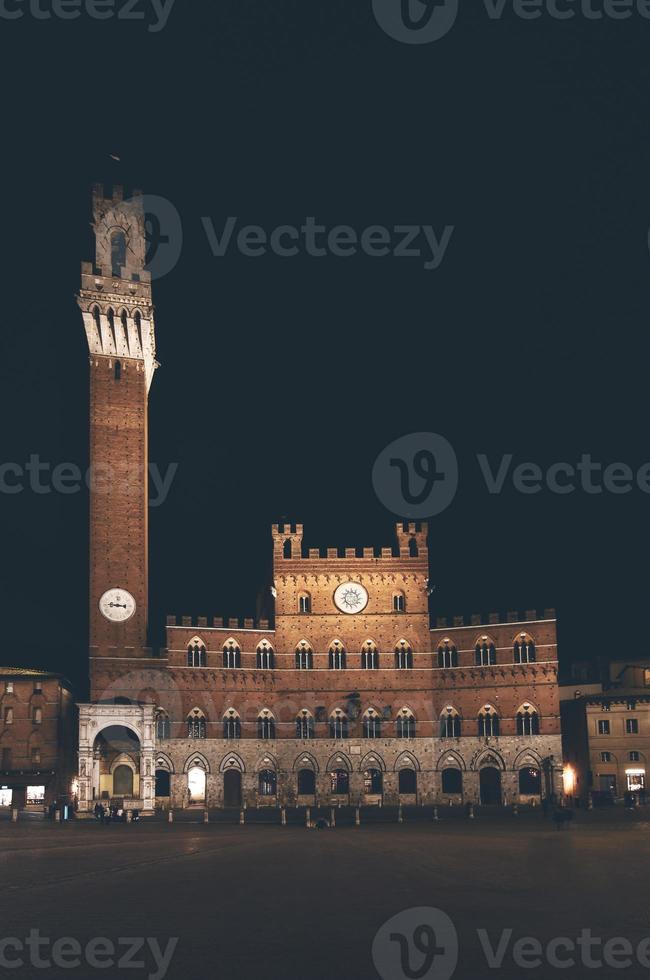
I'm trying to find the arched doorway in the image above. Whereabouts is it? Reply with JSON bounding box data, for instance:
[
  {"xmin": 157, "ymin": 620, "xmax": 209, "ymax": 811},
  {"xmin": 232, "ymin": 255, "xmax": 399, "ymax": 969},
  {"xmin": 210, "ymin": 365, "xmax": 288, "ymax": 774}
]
[
  {"xmin": 480, "ymin": 767, "xmax": 502, "ymax": 805},
  {"xmin": 297, "ymin": 769, "xmax": 315, "ymax": 795},
  {"xmin": 155, "ymin": 769, "xmax": 171, "ymax": 798},
  {"xmin": 187, "ymin": 766, "xmax": 206, "ymax": 805},
  {"xmin": 398, "ymin": 768, "xmax": 417, "ymax": 795},
  {"xmin": 364, "ymin": 768, "xmax": 383, "ymax": 796},
  {"xmin": 113, "ymin": 764, "xmax": 134, "ymax": 796},
  {"xmin": 224, "ymin": 769, "xmax": 242, "ymax": 807},
  {"xmin": 519, "ymin": 766, "xmax": 541, "ymax": 797}
]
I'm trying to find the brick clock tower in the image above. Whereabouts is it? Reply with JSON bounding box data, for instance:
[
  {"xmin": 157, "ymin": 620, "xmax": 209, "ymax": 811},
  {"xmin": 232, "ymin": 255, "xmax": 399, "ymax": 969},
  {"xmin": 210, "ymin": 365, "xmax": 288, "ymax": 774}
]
[{"xmin": 77, "ymin": 185, "xmax": 157, "ymax": 700}]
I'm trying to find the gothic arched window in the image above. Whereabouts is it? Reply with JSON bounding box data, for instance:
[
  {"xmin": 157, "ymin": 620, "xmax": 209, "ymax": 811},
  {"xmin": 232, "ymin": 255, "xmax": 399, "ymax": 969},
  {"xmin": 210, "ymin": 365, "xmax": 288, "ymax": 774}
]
[
  {"xmin": 155, "ymin": 711, "xmax": 171, "ymax": 740},
  {"xmin": 111, "ymin": 229, "xmax": 127, "ymax": 277},
  {"xmin": 395, "ymin": 640, "xmax": 413, "ymax": 670},
  {"xmin": 475, "ymin": 638, "xmax": 497, "ymax": 666},
  {"xmin": 187, "ymin": 638, "xmax": 207, "ymax": 667},
  {"xmin": 256, "ymin": 641, "xmax": 274, "ymax": 669},
  {"xmin": 329, "ymin": 709, "xmax": 348, "ymax": 739},
  {"xmin": 295, "ymin": 642, "xmax": 313, "ymax": 670},
  {"xmin": 298, "ymin": 592, "xmax": 311, "ymax": 614},
  {"xmin": 393, "ymin": 592, "xmax": 405, "ymax": 613},
  {"xmin": 187, "ymin": 708, "xmax": 206, "ymax": 739},
  {"xmin": 223, "ymin": 709, "xmax": 241, "ymax": 739},
  {"xmin": 478, "ymin": 704, "xmax": 500, "ymax": 737},
  {"xmin": 258, "ymin": 769, "xmax": 277, "ymax": 796},
  {"xmin": 514, "ymin": 634, "xmax": 536, "ymax": 664},
  {"xmin": 516, "ymin": 703, "xmax": 540, "ymax": 736},
  {"xmin": 396, "ymin": 707, "xmax": 416, "ymax": 739},
  {"xmin": 362, "ymin": 708, "xmax": 381, "ymax": 739},
  {"xmin": 257, "ymin": 709, "xmax": 276, "ymax": 739},
  {"xmin": 329, "ymin": 641, "xmax": 346, "ymax": 670},
  {"xmin": 440, "ymin": 706, "xmax": 461, "ymax": 738},
  {"xmin": 438, "ymin": 641, "xmax": 457, "ymax": 669},
  {"xmin": 223, "ymin": 640, "xmax": 241, "ymax": 668},
  {"xmin": 361, "ymin": 640, "xmax": 379, "ymax": 670},
  {"xmin": 296, "ymin": 710, "xmax": 314, "ymax": 739}
]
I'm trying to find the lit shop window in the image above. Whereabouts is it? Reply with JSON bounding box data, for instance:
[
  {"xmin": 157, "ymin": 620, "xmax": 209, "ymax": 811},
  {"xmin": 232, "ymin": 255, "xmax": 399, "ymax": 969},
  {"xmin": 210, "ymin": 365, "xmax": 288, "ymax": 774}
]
[{"xmin": 26, "ymin": 786, "xmax": 45, "ymax": 805}]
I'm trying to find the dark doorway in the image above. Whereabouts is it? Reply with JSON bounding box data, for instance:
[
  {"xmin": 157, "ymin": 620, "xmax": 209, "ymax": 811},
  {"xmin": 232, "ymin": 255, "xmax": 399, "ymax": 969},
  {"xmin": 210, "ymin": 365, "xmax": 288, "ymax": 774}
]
[
  {"xmin": 224, "ymin": 769, "xmax": 242, "ymax": 807},
  {"xmin": 519, "ymin": 767, "xmax": 541, "ymax": 796},
  {"xmin": 479, "ymin": 767, "xmax": 502, "ymax": 805},
  {"xmin": 442, "ymin": 768, "xmax": 463, "ymax": 794},
  {"xmin": 297, "ymin": 769, "xmax": 315, "ymax": 795},
  {"xmin": 155, "ymin": 769, "xmax": 170, "ymax": 797},
  {"xmin": 398, "ymin": 768, "xmax": 417, "ymax": 794},
  {"xmin": 113, "ymin": 765, "xmax": 134, "ymax": 796}
]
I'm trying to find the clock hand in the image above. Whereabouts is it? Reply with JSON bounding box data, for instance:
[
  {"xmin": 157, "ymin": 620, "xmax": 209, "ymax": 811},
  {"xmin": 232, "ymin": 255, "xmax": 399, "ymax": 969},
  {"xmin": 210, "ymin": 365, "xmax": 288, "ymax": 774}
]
[{"xmin": 108, "ymin": 602, "xmax": 127, "ymax": 608}]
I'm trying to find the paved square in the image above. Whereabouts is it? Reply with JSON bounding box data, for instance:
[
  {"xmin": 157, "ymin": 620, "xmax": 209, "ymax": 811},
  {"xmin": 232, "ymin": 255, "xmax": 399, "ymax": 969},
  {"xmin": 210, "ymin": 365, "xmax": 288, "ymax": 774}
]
[{"xmin": 0, "ymin": 808, "xmax": 648, "ymax": 979}]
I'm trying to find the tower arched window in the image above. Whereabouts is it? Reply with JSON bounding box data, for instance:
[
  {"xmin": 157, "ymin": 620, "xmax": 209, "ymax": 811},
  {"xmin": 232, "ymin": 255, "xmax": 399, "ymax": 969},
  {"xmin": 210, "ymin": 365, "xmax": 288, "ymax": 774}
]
[
  {"xmin": 296, "ymin": 710, "xmax": 315, "ymax": 739},
  {"xmin": 395, "ymin": 640, "xmax": 413, "ymax": 670},
  {"xmin": 187, "ymin": 708, "xmax": 206, "ymax": 739},
  {"xmin": 111, "ymin": 229, "xmax": 127, "ymax": 277},
  {"xmin": 396, "ymin": 707, "xmax": 416, "ymax": 739},
  {"xmin": 283, "ymin": 539, "xmax": 292, "ymax": 559},
  {"xmin": 155, "ymin": 711, "xmax": 171, "ymax": 740},
  {"xmin": 514, "ymin": 634, "xmax": 536, "ymax": 664},
  {"xmin": 295, "ymin": 641, "xmax": 313, "ymax": 670},
  {"xmin": 361, "ymin": 640, "xmax": 379, "ymax": 670},
  {"xmin": 91, "ymin": 305, "xmax": 102, "ymax": 345},
  {"xmin": 187, "ymin": 638, "xmax": 207, "ymax": 667},
  {"xmin": 107, "ymin": 308, "xmax": 117, "ymax": 350},
  {"xmin": 223, "ymin": 709, "xmax": 241, "ymax": 739},
  {"xmin": 329, "ymin": 641, "xmax": 346, "ymax": 670},
  {"xmin": 363, "ymin": 708, "xmax": 381, "ymax": 739},
  {"xmin": 516, "ymin": 703, "xmax": 540, "ymax": 736},
  {"xmin": 134, "ymin": 310, "xmax": 143, "ymax": 352},
  {"xmin": 440, "ymin": 706, "xmax": 462, "ymax": 738},
  {"xmin": 478, "ymin": 704, "xmax": 500, "ymax": 737},
  {"xmin": 257, "ymin": 710, "xmax": 276, "ymax": 740},
  {"xmin": 409, "ymin": 538, "xmax": 419, "ymax": 557},
  {"xmin": 329, "ymin": 709, "xmax": 348, "ymax": 740},
  {"xmin": 475, "ymin": 638, "xmax": 497, "ymax": 666},
  {"xmin": 298, "ymin": 592, "xmax": 311, "ymax": 614},
  {"xmin": 256, "ymin": 641, "xmax": 275, "ymax": 669},
  {"xmin": 438, "ymin": 641, "xmax": 458, "ymax": 668},
  {"xmin": 223, "ymin": 640, "xmax": 241, "ymax": 668},
  {"xmin": 114, "ymin": 360, "xmax": 122, "ymax": 381},
  {"xmin": 393, "ymin": 592, "xmax": 405, "ymax": 613}
]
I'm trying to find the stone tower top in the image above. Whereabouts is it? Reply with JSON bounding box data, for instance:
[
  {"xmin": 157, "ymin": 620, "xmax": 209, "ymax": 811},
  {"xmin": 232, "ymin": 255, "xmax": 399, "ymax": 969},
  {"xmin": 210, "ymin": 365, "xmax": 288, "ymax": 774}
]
[{"xmin": 77, "ymin": 184, "xmax": 157, "ymax": 392}]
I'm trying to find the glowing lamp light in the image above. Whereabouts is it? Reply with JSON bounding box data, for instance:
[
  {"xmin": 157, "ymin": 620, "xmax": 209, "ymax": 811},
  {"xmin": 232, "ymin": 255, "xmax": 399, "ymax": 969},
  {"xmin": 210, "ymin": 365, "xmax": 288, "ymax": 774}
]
[{"xmin": 563, "ymin": 765, "xmax": 576, "ymax": 795}]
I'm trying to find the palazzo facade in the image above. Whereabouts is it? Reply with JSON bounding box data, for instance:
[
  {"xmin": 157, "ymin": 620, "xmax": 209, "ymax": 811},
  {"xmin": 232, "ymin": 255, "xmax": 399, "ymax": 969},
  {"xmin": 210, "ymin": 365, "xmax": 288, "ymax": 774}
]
[{"xmin": 76, "ymin": 186, "xmax": 564, "ymax": 814}]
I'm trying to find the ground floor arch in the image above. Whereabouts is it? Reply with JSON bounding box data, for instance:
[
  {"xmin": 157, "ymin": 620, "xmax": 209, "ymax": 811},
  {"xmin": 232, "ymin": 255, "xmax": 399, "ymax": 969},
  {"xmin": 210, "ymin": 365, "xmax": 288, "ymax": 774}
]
[
  {"xmin": 224, "ymin": 768, "xmax": 242, "ymax": 807},
  {"xmin": 480, "ymin": 767, "xmax": 502, "ymax": 805}
]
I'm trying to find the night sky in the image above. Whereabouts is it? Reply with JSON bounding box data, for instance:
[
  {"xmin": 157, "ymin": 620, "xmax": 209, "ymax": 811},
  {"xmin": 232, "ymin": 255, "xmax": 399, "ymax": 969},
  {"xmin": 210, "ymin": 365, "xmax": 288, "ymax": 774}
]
[{"xmin": 2, "ymin": 1, "xmax": 650, "ymax": 698}]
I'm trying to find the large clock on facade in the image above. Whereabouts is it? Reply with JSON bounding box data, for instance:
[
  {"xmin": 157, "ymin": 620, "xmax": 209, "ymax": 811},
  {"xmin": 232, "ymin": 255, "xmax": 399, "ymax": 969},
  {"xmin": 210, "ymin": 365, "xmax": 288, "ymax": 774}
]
[
  {"xmin": 99, "ymin": 588, "xmax": 136, "ymax": 622},
  {"xmin": 333, "ymin": 581, "xmax": 369, "ymax": 614}
]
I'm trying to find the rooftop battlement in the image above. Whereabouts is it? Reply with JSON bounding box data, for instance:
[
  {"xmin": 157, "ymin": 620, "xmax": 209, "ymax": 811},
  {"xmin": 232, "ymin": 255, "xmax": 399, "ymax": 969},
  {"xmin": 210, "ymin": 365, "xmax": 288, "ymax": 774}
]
[{"xmin": 271, "ymin": 522, "xmax": 428, "ymax": 561}]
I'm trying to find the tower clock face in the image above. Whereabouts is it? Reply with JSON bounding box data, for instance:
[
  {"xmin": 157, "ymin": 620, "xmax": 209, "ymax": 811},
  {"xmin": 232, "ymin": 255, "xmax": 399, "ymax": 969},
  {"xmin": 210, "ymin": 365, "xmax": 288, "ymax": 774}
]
[
  {"xmin": 333, "ymin": 582, "xmax": 369, "ymax": 614},
  {"xmin": 99, "ymin": 588, "xmax": 136, "ymax": 623}
]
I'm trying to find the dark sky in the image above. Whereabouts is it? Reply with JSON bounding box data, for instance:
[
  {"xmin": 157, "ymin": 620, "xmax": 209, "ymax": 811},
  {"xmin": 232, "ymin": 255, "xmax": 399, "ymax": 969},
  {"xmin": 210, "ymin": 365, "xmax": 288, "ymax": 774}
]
[{"xmin": 1, "ymin": 1, "xmax": 650, "ymax": 698}]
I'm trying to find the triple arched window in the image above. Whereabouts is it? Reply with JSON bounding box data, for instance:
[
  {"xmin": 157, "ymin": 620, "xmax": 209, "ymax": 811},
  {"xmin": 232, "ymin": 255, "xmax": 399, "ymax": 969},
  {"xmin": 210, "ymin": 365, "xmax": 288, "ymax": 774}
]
[
  {"xmin": 514, "ymin": 634, "xmax": 536, "ymax": 663},
  {"xmin": 329, "ymin": 641, "xmax": 346, "ymax": 670},
  {"xmin": 295, "ymin": 641, "xmax": 313, "ymax": 670},
  {"xmin": 256, "ymin": 641, "xmax": 274, "ymax": 669},
  {"xmin": 329, "ymin": 709, "xmax": 348, "ymax": 739},
  {"xmin": 223, "ymin": 640, "xmax": 241, "ymax": 668},
  {"xmin": 478, "ymin": 704, "xmax": 500, "ymax": 737},
  {"xmin": 393, "ymin": 592, "xmax": 405, "ymax": 612},
  {"xmin": 516, "ymin": 704, "xmax": 540, "ymax": 735},
  {"xmin": 296, "ymin": 710, "xmax": 315, "ymax": 739},
  {"xmin": 187, "ymin": 708, "xmax": 206, "ymax": 739},
  {"xmin": 361, "ymin": 640, "xmax": 379, "ymax": 670},
  {"xmin": 395, "ymin": 640, "xmax": 413, "ymax": 670},
  {"xmin": 475, "ymin": 639, "xmax": 497, "ymax": 666},
  {"xmin": 438, "ymin": 641, "xmax": 458, "ymax": 668},
  {"xmin": 187, "ymin": 638, "xmax": 207, "ymax": 667},
  {"xmin": 298, "ymin": 592, "xmax": 311, "ymax": 614},
  {"xmin": 223, "ymin": 709, "xmax": 241, "ymax": 739},
  {"xmin": 440, "ymin": 706, "xmax": 461, "ymax": 738},
  {"xmin": 396, "ymin": 707, "xmax": 416, "ymax": 738},
  {"xmin": 363, "ymin": 708, "xmax": 381, "ymax": 739},
  {"xmin": 155, "ymin": 711, "xmax": 171, "ymax": 740},
  {"xmin": 257, "ymin": 709, "xmax": 276, "ymax": 739}
]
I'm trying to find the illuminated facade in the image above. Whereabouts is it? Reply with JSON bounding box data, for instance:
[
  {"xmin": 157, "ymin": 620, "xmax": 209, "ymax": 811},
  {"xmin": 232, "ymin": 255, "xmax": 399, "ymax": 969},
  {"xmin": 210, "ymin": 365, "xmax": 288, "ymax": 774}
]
[{"xmin": 75, "ymin": 186, "xmax": 564, "ymax": 814}]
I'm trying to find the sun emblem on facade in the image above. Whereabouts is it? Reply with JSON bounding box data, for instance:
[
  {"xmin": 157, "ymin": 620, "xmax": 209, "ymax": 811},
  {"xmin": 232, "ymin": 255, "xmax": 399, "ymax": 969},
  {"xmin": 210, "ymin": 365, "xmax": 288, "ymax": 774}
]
[{"xmin": 333, "ymin": 581, "xmax": 369, "ymax": 614}]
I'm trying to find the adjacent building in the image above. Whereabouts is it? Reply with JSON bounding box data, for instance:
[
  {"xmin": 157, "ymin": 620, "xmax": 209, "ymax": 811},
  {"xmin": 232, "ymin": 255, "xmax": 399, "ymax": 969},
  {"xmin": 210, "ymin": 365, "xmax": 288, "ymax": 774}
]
[{"xmin": 0, "ymin": 668, "xmax": 75, "ymax": 810}]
